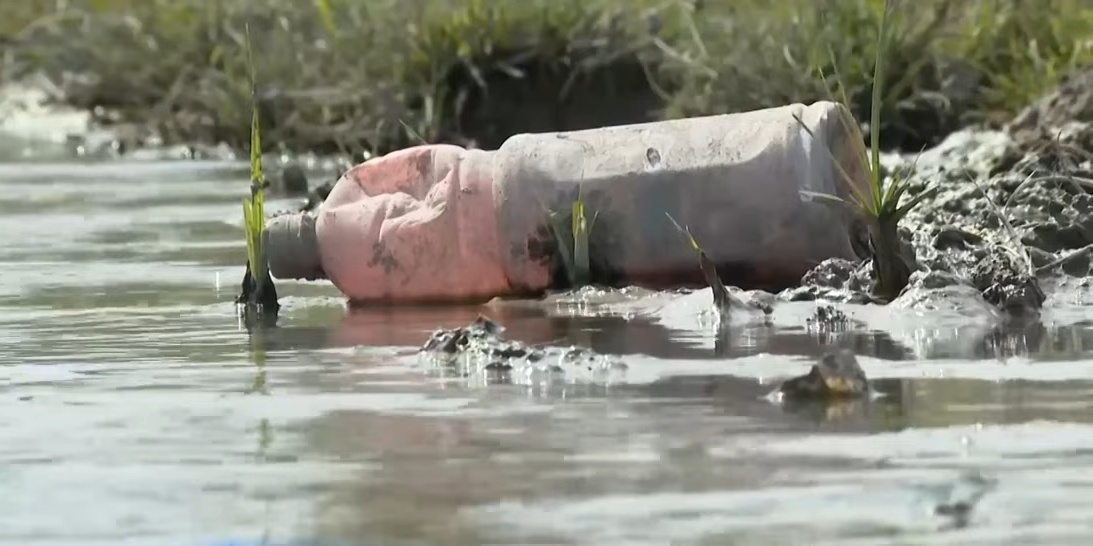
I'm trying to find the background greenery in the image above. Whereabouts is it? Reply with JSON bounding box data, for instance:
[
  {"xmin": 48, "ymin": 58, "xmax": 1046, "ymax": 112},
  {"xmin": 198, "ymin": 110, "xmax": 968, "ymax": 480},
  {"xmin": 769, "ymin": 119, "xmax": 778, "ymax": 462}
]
[{"xmin": 3, "ymin": 0, "xmax": 1092, "ymax": 156}]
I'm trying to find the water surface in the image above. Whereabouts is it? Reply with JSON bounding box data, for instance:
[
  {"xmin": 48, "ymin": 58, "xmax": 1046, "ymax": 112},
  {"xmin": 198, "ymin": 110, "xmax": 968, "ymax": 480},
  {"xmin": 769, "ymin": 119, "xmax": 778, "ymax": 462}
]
[{"xmin": 4, "ymin": 154, "xmax": 1093, "ymax": 546}]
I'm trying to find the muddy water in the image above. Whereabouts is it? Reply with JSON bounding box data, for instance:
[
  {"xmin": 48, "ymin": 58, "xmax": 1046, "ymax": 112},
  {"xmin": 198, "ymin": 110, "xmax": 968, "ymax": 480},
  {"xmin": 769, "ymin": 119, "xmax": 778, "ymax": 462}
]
[{"xmin": 5, "ymin": 157, "xmax": 1093, "ymax": 546}]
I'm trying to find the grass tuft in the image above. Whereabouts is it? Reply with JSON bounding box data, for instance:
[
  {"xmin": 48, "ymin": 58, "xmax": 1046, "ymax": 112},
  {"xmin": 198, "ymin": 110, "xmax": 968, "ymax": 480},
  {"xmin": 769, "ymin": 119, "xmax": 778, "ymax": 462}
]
[
  {"xmin": 242, "ymin": 23, "xmax": 265, "ymax": 284},
  {"xmin": 236, "ymin": 21, "xmax": 279, "ymax": 319},
  {"xmin": 794, "ymin": 0, "xmax": 937, "ymax": 302},
  {"xmin": 545, "ymin": 188, "xmax": 597, "ymax": 289}
]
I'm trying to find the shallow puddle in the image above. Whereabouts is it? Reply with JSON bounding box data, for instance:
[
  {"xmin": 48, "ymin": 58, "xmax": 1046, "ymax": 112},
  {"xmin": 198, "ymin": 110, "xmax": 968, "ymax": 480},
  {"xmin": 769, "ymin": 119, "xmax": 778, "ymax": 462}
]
[{"xmin": 4, "ymin": 156, "xmax": 1093, "ymax": 545}]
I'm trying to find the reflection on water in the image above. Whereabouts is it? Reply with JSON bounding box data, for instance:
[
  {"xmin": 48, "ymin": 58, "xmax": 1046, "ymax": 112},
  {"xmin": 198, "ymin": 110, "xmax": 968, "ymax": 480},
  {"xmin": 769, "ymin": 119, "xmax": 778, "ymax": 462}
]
[{"xmin": 4, "ymin": 158, "xmax": 1093, "ymax": 544}]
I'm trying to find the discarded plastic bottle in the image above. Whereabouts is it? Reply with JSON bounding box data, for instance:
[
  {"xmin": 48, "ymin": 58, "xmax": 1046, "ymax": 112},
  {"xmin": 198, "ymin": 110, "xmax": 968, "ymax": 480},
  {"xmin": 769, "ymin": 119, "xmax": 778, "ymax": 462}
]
[{"xmin": 263, "ymin": 101, "xmax": 870, "ymax": 304}]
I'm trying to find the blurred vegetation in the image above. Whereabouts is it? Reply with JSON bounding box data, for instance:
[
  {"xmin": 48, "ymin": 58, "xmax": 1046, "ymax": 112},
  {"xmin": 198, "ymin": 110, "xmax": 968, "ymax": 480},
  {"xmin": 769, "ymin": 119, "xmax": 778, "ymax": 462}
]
[{"xmin": 2, "ymin": 0, "xmax": 1093, "ymax": 155}]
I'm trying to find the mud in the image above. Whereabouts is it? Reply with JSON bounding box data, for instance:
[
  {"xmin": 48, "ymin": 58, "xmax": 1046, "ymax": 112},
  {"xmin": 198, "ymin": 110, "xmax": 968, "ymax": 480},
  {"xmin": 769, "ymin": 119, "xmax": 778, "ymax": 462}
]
[
  {"xmin": 419, "ymin": 315, "xmax": 629, "ymax": 385},
  {"xmin": 423, "ymin": 315, "xmax": 874, "ymax": 404}
]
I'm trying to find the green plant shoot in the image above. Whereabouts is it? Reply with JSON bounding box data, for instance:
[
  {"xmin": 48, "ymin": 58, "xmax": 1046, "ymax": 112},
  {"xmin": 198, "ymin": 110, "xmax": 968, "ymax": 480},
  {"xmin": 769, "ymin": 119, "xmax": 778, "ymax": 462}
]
[
  {"xmin": 570, "ymin": 188, "xmax": 597, "ymax": 286},
  {"xmin": 544, "ymin": 206, "xmax": 575, "ymax": 286},
  {"xmin": 543, "ymin": 187, "xmax": 597, "ymax": 288},
  {"xmin": 792, "ymin": 0, "xmax": 936, "ymax": 301},
  {"xmin": 242, "ymin": 23, "xmax": 266, "ymax": 285},
  {"xmin": 314, "ymin": 0, "xmax": 337, "ymax": 38},
  {"xmin": 665, "ymin": 212, "xmax": 731, "ymax": 316}
]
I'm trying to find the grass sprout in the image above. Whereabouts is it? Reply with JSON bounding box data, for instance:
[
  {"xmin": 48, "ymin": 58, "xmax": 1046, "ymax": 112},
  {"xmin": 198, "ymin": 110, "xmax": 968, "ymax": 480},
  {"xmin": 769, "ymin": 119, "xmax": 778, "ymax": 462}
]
[
  {"xmin": 544, "ymin": 187, "xmax": 598, "ymax": 288},
  {"xmin": 237, "ymin": 22, "xmax": 278, "ymax": 318},
  {"xmin": 665, "ymin": 212, "xmax": 733, "ymax": 318},
  {"xmin": 242, "ymin": 23, "xmax": 266, "ymax": 286},
  {"xmin": 793, "ymin": 0, "xmax": 936, "ymax": 302}
]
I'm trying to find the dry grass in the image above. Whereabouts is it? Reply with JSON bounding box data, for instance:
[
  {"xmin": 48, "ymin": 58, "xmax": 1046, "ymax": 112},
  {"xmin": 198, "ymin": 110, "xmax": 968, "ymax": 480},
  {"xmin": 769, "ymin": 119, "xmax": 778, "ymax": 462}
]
[{"xmin": 3, "ymin": 0, "xmax": 1093, "ymax": 155}]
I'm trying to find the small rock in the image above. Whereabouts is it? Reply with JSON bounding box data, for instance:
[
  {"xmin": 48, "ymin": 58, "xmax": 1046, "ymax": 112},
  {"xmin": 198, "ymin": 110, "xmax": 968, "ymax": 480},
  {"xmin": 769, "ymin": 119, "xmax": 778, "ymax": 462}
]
[
  {"xmin": 778, "ymin": 349, "xmax": 869, "ymax": 400},
  {"xmin": 932, "ymin": 226, "xmax": 983, "ymax": 250}
]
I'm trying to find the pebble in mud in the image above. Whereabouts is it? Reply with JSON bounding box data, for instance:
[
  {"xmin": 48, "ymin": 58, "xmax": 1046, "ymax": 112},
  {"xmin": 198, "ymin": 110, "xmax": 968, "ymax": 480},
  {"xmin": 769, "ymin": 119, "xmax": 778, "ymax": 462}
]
[
  {"xmin": 777, "ymin": 349, "xmax": 869, "ymax": 401},
  {"xmin": 419, "ymin": 315, "xmax": 627, "ymax": 384}
]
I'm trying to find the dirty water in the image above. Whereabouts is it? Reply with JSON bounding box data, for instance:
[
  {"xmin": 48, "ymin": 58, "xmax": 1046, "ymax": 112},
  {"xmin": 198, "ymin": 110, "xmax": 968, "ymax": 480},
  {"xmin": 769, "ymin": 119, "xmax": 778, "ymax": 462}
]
[{"xmin": 5, "ymin": 155, "xmax": 1093, "ymax": 546}]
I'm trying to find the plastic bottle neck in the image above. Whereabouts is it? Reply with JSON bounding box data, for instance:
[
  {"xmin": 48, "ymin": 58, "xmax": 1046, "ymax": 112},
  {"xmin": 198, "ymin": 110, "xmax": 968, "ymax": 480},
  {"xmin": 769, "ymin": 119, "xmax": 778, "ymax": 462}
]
[{"xmin": 263, "ymin": 212, "xmax": 326, "ymax": 281}]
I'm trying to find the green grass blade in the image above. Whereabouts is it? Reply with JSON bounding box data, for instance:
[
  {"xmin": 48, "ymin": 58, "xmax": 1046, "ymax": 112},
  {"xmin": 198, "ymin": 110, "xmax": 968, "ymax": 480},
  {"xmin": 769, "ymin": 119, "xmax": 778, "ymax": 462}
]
[
  {"xmin": 571, "ymin": 197, "xmax": 590, "ymax": 286},
  {"xmin": 665, "ymin": 212, "xmax": 701, "ymax": 252},
  {"xmin": 314, "ymin": 0, "xmax": 337, "ymax": 37},
  {"xmin": 245, "ymin": 24, "xmax": 261, "ymax": 189},
  {"xmin": 665, "ymin": 212, "xmax": 731, "ymax": 314},
  {"xmin": 536, "ymin": 195, "xmax": 581, "ymax": 287},
  {"xmin": 965, "ymin": 173, "xmax": 1033, "ymax": 275},
  {"xmin": 820, "ymin": 52, "xmax": 871, "ymax": 175},
  {"xmin": 823, "ymin": 48, "xmax": 856, "ymax": 122},
  {"xmin": 242, "ymin": 21, "xmax": 265, "ymax": 281},
  {"xmin": 799, "ymin": 190, "xmax": 859, "ymax": 215},
  {"xmin": 890, "ymin": 187, "xmax": 935, "ymax": 222},
  {"xmin": 792, "ymin": 113, "xmax": 873, "ymax": 212},
  {"xmin": 243, "ymin": 200, "xmax": 258, "ymax": 277},
  {"xmin": 802, "ymin": 62, "xmax": 877, "ymax": 210},
  {"xmin": 869, "ymin": 0, "xmax": 893, "ymax": 209},
  {"xmin": 545, "ymin": 209, "xmax": 577, "ymax": 287},
  {"xmin": 398, "ymin": 118, "xmax": 428, "ymax": 145},
  {"xmin": 880, "ymin": 177, "xmax": 909, "ymax": 211}
]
